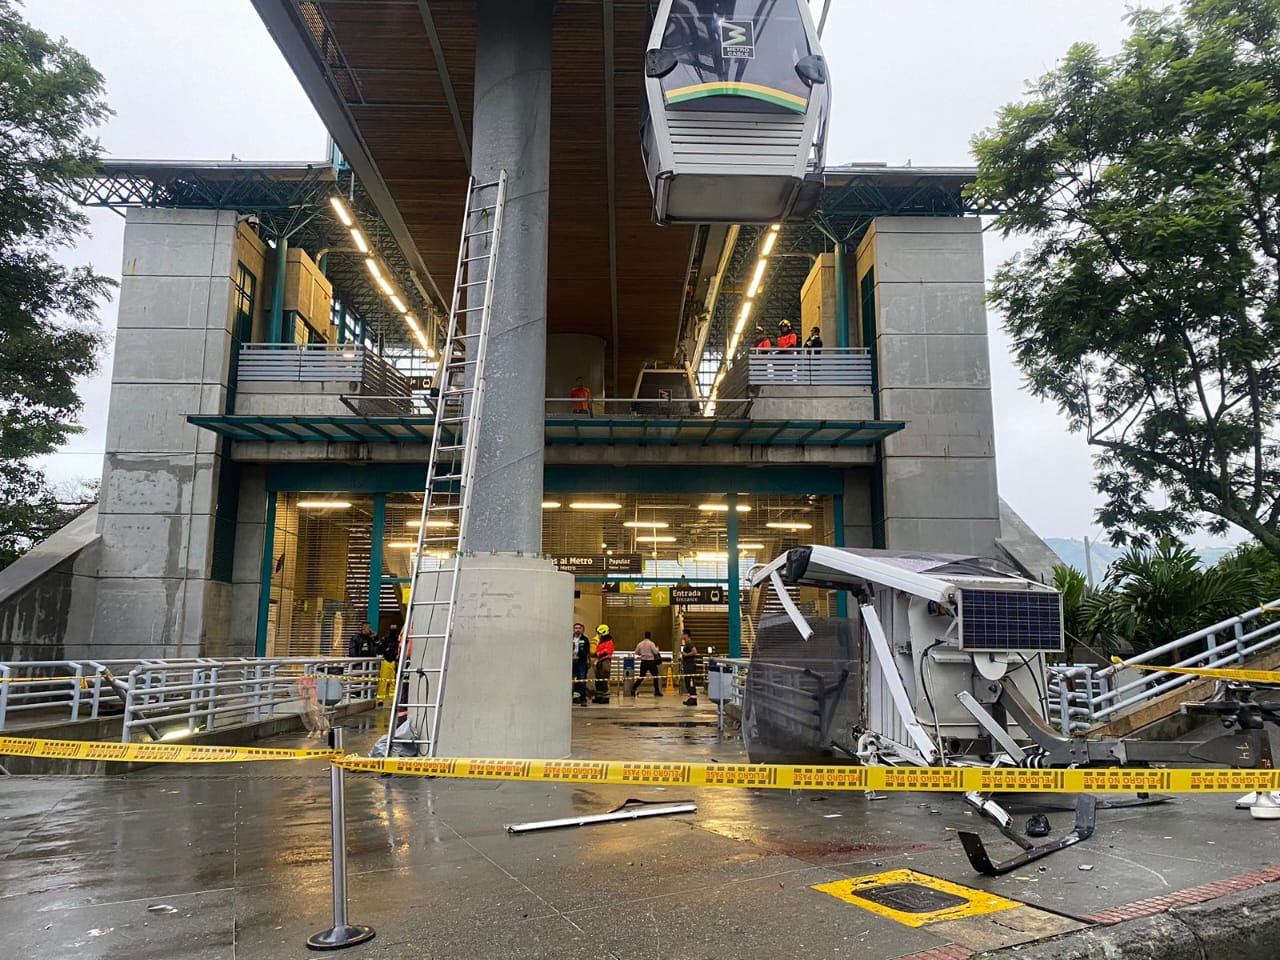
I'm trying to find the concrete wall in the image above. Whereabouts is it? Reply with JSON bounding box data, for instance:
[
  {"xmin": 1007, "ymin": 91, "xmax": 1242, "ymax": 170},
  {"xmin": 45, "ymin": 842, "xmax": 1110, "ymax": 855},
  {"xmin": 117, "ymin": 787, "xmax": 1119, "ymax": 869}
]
[
  {"xmin": 800, "ymin": 253, "xmax": 836, "ymax": 349},
  {"xmin": 88, "ymin": 208, "xmax": 246, "ymax": 658},
  {"xmin": 858, "ymin": 217, "xmax": 1002, "ymax": 556}
]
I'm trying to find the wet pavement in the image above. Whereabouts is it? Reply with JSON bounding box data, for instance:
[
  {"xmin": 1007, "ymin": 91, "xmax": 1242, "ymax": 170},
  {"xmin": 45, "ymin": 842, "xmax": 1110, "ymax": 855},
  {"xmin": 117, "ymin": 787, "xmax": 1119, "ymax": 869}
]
[{"xmin": 1, "ymin": 696, "xmax": 1277, "ymax": 959}]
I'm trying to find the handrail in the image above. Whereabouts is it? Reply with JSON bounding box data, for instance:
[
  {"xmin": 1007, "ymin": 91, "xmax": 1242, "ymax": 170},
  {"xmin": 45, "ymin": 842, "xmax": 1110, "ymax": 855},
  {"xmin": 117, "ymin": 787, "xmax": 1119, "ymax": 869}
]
[
  {"xmin": 1047, "ymin": 596, "xmax": 1280, "ymax": 729},
  {"xmin": 0, "ymin": 656, "xmax": 382, "ymax": 739}
]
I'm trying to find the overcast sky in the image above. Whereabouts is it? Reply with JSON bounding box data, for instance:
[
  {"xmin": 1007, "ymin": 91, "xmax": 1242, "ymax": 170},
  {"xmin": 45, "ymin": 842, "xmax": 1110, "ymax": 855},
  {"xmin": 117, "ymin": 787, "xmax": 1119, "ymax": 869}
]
[{"xmin": 27, "ymin": 1, "xmax": 1226, "ymax": 546}]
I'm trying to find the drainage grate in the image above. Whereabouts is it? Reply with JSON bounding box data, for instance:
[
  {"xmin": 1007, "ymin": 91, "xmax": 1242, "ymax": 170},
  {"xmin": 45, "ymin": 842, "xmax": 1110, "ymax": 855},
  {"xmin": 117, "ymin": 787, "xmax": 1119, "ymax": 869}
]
[{"xmin": 853, "ymin": 882, "xmax": 968, "ymax": 914}]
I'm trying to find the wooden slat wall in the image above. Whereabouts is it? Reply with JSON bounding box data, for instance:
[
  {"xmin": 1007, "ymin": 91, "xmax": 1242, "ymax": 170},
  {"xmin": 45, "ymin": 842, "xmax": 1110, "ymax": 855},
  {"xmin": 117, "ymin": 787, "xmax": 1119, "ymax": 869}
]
[{"xmin": 308, "ymin": 0, "xmax": 692, "ymax": 392}]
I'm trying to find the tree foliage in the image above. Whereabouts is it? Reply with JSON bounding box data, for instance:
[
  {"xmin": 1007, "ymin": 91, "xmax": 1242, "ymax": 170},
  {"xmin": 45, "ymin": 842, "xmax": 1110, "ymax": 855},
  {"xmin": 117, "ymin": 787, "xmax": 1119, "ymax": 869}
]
[
  {"xmin": 0, "ymin": 2, "xmax": 111, "ymax": 567},
  {"xmin": 971, "ymin": 0, "xmax": 1280, "ymax": 558}
]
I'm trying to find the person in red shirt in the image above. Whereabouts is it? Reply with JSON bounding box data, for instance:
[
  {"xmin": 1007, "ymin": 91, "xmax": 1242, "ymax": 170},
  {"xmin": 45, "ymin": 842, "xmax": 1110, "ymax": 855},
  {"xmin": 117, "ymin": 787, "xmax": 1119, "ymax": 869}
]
[
  {"xmin": 569, "ymin": 377, "xmax": 592, "ymax": 414},
  {"xmin": 753, "ymin": 326, "xmax": 772, "ymax": 351},
  {"xmin": 776, "ymin": 319, "xmax": 799, "ymax": 351}
]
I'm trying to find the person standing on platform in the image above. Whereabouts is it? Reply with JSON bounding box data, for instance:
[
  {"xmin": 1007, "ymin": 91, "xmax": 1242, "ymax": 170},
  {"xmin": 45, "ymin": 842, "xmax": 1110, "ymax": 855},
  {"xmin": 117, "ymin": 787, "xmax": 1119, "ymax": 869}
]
[
  {"xmin": 753, "ymin": 326, "xmax": 772, "ymax": 351},
  {"xmin": 572, "ymin": 622, "xmax": 591, "ymax": 705},
  {"xmin": 592, "ymin": 624, "xmax": 615, "ymax": 704},
  {"xmin": 680, "ymin": 629, "xmax": 699, "ymax": 706},
  {"xmin": 776, "ymin": 319, "xmax": 799, "ymax": 352},
  {"xmin": 377, "ymin": 623, "xmax": 401, "ymax": 707},
  {"xmin": 804, "ymin": 326, "xmax": 823, "ymax": 351},
  {"xmin": 348, "ymin": 622, "xmax": 378, "ymax": 659},
  {"xmin": 569, "ymin": 376, "xmax": 592, "ymax": 414},
  {"xmin": 630, "ymin": 631, "xmax": 663, "ymax": 697}
]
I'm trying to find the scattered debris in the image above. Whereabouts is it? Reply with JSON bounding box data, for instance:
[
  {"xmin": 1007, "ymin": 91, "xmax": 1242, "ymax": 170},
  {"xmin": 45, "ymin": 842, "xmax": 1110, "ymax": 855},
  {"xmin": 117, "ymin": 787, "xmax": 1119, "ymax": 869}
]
[
  {"xmin": 823, "ymin": 813, "xmax": 842, "ymax": 819},
  {"xmin": 147, "ymin": 904, "xmax": 179, "ymax": 914},
  {"xmin": 506, "ymin": 799, "xmax": 696, "ymax": 834},
  {"xmin": 87, "ymin": 928, "xmax": 113, "ymax": 937},
  {"xmin": 1078, "ymin": 865, "xmax": 1094, "ymax": 871}
]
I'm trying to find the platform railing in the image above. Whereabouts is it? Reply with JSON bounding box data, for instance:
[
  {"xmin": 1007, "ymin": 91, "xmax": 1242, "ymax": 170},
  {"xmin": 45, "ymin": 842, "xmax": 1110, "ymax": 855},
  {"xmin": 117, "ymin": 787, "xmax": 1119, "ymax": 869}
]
[
  {"xmin": 0, "ymin": 656, "xmax": 380, "ymax": 740},
  {"xmin": 721, "ymin": 346, "xmax": 873, "ymax": 397},
  {"xmin": 237, "ymin": 343, "xmax": 412, "ymax": 397},
  {"xmin": 1046, "ymin": 596, "xmax": 1280, "ymax": 729}
]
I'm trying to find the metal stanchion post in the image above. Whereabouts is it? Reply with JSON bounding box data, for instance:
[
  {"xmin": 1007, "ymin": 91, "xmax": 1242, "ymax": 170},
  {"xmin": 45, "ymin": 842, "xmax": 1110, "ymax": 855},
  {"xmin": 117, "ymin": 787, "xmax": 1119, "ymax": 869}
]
[{"xmin": 307, "ymin": 726, "xmax": 375, "ymax": 951}]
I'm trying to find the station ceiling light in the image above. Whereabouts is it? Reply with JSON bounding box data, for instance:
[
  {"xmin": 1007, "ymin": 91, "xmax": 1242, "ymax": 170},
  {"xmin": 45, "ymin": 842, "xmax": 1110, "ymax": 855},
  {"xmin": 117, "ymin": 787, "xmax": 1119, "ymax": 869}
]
[
  {"xmin": 623, "ymin": 520, "xmax": 669, "ymax": 528},
  {"xmin": 297, "ymin": 500, "xmax": 352, "ymax": 509},
  {"xmin": 365, "ymin": 257, "xmax": 382, "ymax": 280},
  {"xmin": 766, "ymin": 521, "xmax": 812, "ymax": 530},
  {"xmin": 407, "ymin": 519, "xmax": 454, "ymax": 528},
  {"xmin": 387, "ymin": 541, "xmax": 419, "ymax": 549},
  {"xmin": 746, "ymin": 258, "xmax": 768, "ymax": 298},
  {"xmin": 636, "ymin": 535, "xmax": 677, "ymax": 543},
  {"xmin": 390, "ymin": 295, "xmax": 407, "ymax": 313},
  {"xmin": 541, "ymin": 501, "xmax": 561, "ymax": 509},
  {"xmin": 329, "ymin": 195, "xmax": 354, "ymax": 227},
  {"xmin": 738, "ymin": 542, "xmax": 766, "ymax": 550},
  {"xmin": 350, "ymin": 227, "xmax": 369, "ymax": 253},
  {"xmin": 570, "ymin": 501, "xmax": 622, "ymax": 510},
  {"xmin": 698, "ymin": 503, "xmax": 751, "ymax": 513},
  {"xmin": 761, "ymin": 226, "xmax": 779, "ymax": 256}
]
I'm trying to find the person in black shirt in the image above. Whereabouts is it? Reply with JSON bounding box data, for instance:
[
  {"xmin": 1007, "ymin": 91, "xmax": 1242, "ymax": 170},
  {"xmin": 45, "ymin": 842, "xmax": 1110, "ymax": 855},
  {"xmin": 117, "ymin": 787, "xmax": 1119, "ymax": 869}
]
[
  {"xmin": 804, "ymin": 326, "xmax": 823, "ymax": 351},
  {"xmin": 679, "ymin": 628, "xmax": 699, "ymax": 706}
]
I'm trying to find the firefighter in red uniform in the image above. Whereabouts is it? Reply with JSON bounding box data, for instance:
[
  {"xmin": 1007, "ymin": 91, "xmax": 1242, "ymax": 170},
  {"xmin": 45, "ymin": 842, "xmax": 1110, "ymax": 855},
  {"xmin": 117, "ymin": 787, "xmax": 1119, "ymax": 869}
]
[
  {"xmin": 569, "ymin": 377, "xmax": 592, "ymax": 414},
  {"xmin": 753, "ymin": 326, "xmax": 772, "ymax": 351},
  {"xmin": 592, "ymin": 624, "xmax": 615, "ymax": 703},
  {"xmin": 776, "ymin": 319, "xmax": 799, "ymax": 351}
]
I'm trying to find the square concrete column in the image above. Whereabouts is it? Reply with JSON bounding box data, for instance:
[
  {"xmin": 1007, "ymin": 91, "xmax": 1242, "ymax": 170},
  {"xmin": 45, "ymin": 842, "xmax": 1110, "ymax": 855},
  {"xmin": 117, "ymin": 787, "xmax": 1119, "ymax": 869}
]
[{"xmin": 857, "ymin": 217, "xmax": 1002, "ymax": 556}]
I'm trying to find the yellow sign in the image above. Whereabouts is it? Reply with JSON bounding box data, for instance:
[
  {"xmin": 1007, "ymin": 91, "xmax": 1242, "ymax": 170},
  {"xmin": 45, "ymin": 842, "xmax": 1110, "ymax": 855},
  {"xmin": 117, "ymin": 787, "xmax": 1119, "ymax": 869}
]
[
  {"xmin": 650, "ymin": 586, "xmax": 670, "ymax": 607},
  {"xmin": 812, "ymin": 869, "xmax": 1021, "ymax": 927},
  {"xmin": 620, "ymin": 582, "xmax": 637, "ymax": 594}
]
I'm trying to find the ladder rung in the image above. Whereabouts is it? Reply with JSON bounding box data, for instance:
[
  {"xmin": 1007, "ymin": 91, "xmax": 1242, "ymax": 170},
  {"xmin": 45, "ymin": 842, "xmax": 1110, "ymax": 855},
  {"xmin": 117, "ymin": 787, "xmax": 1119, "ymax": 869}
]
[
  {"xmin": 461, "ymin": 254, "xmax": 491, "ymax": 263},
  {"xmin": 473, "ymin": 178, "xmax": 502, "ymax": 190},
  {"xmin": 459, "ymin": 279, "xmax": 488, "ymax": 288},
  {"xmin": 466, "ymin": 229, "xmax": 496, "ymax": 238}
]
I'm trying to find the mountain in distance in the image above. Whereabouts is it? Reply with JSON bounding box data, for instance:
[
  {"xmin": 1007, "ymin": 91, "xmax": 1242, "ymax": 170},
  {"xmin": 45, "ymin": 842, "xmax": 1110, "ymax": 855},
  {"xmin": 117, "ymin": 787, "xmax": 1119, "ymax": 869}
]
[{"xmin": 1045, "ymin": 538, "xmax": 1236, "ymax": 583}]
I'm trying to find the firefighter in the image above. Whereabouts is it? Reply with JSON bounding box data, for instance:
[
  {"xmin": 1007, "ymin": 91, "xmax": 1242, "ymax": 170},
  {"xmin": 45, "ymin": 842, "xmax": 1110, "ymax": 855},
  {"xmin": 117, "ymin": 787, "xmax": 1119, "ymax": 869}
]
[
  {"xmin": 592, "ymin": 623, "xmax": 615, "ymax": 703},
  {"xmin": 753, "ymin": 325, "xmax": 772, "ymax": 350},
  {"xmin": 776, "ymin": 319, "xmax": 799, "ymax": 351}
]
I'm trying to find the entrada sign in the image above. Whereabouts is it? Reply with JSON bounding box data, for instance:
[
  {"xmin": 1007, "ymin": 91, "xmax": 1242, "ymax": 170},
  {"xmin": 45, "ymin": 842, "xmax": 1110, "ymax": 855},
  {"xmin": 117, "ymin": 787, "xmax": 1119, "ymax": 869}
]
[{"xmin": 671, "ymin": 586, "xmax": 727, "ymax": 605}]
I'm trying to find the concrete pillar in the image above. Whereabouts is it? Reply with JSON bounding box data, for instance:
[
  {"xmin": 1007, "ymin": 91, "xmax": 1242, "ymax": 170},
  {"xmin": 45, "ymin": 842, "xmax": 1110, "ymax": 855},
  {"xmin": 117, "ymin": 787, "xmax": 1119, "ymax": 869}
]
[
  {"xmin": 401, "ymin": 0, "xmax": 571, "ymax": 759},
  {"xmin": 467, "ymin": 0, "xmax": 553, "ymax": 555},
  {"xmin": 856, "ymin": 217, "xmax": 1001, "ymax": 556},
  {"xmin": 90, "ymin": 208, "xmax": 244, "ymax": 658}
]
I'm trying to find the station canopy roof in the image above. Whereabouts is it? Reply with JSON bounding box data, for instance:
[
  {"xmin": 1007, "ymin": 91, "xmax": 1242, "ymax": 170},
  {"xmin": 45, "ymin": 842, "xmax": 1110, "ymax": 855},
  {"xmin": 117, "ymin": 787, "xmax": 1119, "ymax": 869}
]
[{"xmin": 241, "ymin": 3, "xmax": 983, "ymax": 391}]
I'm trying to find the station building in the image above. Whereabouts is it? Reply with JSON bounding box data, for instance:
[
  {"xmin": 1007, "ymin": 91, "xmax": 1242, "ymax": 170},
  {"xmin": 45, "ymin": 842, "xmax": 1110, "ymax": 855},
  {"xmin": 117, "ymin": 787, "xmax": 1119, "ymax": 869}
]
[{"xmin": 0, "ymin": 1, "xmax": 1057, "ymax": 700}]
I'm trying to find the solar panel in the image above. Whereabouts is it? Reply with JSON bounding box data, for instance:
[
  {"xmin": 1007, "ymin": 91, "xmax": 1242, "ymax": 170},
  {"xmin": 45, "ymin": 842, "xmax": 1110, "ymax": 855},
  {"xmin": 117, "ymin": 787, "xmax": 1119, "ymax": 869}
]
[{"xmin": 958, "ymin": 588, "xmax": 1063, "ymax": 653}]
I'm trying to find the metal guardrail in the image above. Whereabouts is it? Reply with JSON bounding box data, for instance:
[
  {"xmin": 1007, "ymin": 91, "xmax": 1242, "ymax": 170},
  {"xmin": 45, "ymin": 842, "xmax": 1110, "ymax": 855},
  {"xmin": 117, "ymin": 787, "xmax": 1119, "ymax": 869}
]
[
  {"xmin": 0, "ymin": 656, "xmax": 381, "ymax": 741},
  {"xmin": 1047, "ymin": 596, "xmax": 1280, "ymax": 729},
  {"xmin": 238, "ymin": 343, "xmax": 412, "ymax": 397},
  {"xmin": 545, "ymin": 396, "xmax": 749, "ymax": 418},
  {"xmin": 722, "ymin": 347, "xmax": 873, "ymax": 397}
]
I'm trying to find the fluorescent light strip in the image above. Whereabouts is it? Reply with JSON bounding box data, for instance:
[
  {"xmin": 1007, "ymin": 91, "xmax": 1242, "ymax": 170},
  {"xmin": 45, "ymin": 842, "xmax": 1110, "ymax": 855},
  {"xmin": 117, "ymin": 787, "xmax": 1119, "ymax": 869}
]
[
  {"xmin": 365, "ymin": 257, "xmax": 382, "ymax": 280},
  {"xmin": 350, "ymin": 227, "xmax": 369, "ymax": 253},
  {"xmin": 329, "ymin": 196, "xmax": 354, "ymax": 227},
  {"xmin": 735, "ymin": 300, "xmax": 752, "ymax": 334},
  {"xmin": 746, "ymin": 259, "xmax": 767, "ymax": 298},
  {"xmin": 297, "ymin": 500, "xmax": 352, "ymax": 509},
  {"xmin": 698, "ymin": 503, "xmax": 751, "ymax": 513},
  {"xmin": 570, "ymin": 502, "xmax": 622, "ymax": 510},
  {"xmin": 765, "ymin": 521, "xmax": 812, "ymax": 530},
  {"xmin": 542, "ymin": 501, "xmax": 561, "ymax": 509},
  {"xmin": 636, "ymin": 535, "xmax": 676, "ymax": 543},
  {"xmin": 761, "ymin": 230, "xmax": 777, "ymax": 256},
  {"xmin": 623, "ymin": 520, "xmax": 669, "ymax": 528}
]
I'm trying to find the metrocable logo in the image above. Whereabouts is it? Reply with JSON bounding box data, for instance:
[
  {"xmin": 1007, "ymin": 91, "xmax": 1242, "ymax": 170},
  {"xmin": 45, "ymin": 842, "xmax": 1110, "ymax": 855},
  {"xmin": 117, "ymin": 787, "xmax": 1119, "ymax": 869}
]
[{"xmin": 721, "ymin": 20, "xmax": 755, "ymax": 59}]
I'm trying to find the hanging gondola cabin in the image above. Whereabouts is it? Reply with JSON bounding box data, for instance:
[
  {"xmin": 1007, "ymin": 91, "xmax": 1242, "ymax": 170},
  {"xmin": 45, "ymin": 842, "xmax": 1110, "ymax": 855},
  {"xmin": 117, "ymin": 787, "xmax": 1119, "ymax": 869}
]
[{"xmin": 641, "ymin": 0, "xmax": 830, "ymax": 225}]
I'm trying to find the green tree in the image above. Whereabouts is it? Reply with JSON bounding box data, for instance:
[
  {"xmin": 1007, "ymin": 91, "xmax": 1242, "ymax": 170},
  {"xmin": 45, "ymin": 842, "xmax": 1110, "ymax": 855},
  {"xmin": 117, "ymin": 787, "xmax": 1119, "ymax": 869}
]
[
  {"xmin": 1090, "ymin": 538, "xmax": 1263, "ymax": 657},
  {"xmin": 971, "ymin": 0, "xmax": 1280, "ymax": 558},
  {"xmin": 0, "ymin": 2, "xmax": 111, "ymax": 568}
]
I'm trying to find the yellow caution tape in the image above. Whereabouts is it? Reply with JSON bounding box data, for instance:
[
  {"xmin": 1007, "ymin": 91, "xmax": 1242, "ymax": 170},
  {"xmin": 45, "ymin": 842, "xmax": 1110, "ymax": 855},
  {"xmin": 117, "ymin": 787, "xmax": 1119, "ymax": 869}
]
[
  {"xmin": 2, "ymin": 736, "xmax": 1278, "ymax": 793},
  {"xmin": 1109, "ymin": 657, "xmax": 1280, "ymax": 684},
  {"xmin": 331, "ymin": 754, "xmax": 1280, "ymax": 794},
  {"xmin": 0, "ymin": 736, "xmax": 340, "ymax": 764}
]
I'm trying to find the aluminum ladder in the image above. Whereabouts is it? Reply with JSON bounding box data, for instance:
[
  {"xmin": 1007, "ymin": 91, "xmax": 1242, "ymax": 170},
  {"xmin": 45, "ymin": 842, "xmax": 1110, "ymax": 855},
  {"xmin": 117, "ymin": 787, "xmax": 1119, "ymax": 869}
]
[{"xmin": 388, "ymin": 172, "xmax": 507, "ymax": 756}]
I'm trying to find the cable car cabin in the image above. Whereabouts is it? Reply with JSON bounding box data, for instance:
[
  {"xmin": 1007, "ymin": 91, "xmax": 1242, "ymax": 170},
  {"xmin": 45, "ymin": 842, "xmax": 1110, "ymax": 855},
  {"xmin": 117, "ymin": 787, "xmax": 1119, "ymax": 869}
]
[
  {"xmin": 642, "ymin": 0, "xmax": 830, "ymax": 225},
  {"xmin": 631, "ymin": 365, "xmax": 700, "ymax": 415}
]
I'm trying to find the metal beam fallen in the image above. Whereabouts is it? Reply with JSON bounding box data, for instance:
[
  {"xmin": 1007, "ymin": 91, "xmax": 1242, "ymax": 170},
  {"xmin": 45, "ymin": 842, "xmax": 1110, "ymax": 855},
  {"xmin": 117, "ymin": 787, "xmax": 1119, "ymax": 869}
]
[{"xmin": 505, "ymin": 801, "xmax": 696, "ymax": 834}]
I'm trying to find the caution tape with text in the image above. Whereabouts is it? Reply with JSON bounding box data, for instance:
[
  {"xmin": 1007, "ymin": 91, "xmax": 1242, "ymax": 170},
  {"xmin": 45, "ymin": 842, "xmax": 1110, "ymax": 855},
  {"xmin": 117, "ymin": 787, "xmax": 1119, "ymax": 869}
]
[
  {"xmin": 1110, "ymin": 657, "xmax": 1280, "ymax": 685},
  {"xmin": 3, "ymin": 736, "xmax": 1279, "ymax": 794}
]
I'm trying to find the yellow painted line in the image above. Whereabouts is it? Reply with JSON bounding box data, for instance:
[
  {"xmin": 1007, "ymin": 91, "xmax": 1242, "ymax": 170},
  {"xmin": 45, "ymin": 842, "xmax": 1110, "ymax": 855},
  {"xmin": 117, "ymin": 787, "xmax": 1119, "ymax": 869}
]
[
  {"xmin": 0, "ymin": 736, "xmax": 340, "ymax": 764},
  {"xmin": 1109, "ymin": 657, "xmax": 1280, "ymax": 684},
  {"xmin": 812, "ymin": 868, "xmax": 1021, "ymax": 927},
  {"xmin": 663, "ymin": 80, "xmax": 808, "ymax": 110}
]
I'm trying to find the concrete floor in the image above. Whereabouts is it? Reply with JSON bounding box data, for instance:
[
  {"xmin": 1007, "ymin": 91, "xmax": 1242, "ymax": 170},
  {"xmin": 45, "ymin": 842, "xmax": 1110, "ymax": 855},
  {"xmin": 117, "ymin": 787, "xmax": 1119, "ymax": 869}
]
[{"xmin": 1, "ymin": 697, "xmax": 1277, "ymax": 959}]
